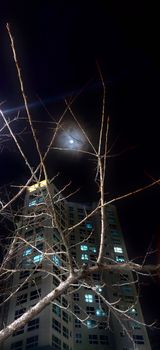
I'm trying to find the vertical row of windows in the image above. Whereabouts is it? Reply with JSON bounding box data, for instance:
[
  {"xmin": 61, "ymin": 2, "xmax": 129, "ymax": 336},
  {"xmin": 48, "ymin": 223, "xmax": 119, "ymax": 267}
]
[
  {"xmin": 52, "ymin": 319, "xmax": 61, "ymax": 333},
  {"xmin": 52, "ymin": 335, "xmax": 61, "ymax": 350},
  {"xmin": 53, "ymin": 304, "xmax": 61, "ymax": 317},
  {"xmin": 63, "ymin": 326, "xmax": 69, "ymax": 339},
  {"xmin": 75, "ymin": 333, "xmax": 82, "ymax": 343},
  {"xmin": 62, "ymin": 311, "xmax": 69, "ymax": 323},
  {"xmin": 52, "ymin": 319, "xmax": 69, "ymax": 339}
]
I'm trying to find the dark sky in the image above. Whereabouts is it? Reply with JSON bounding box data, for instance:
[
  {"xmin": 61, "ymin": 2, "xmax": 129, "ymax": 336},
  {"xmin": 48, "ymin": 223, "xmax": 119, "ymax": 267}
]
[{"xmin": 0, "ymin": 1, "xmax": 160, "ymax": 335}]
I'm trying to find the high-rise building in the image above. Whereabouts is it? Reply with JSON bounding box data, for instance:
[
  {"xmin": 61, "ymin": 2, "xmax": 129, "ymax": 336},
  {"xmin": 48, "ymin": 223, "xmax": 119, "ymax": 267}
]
[{"xmin": 1, "ymin": 180, "xmax": 151, "ymax": 350}]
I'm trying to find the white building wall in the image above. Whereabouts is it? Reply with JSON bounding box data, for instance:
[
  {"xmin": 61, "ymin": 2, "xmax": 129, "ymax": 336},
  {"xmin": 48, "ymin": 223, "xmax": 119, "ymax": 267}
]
[{"xmin": 1, "ymin": 181, "xmax": 151, "ymax": 350}]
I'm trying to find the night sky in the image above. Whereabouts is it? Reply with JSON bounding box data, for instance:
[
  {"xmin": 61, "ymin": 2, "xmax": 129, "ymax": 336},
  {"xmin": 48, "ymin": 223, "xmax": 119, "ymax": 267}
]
[{"xmin": 0, "ymin": 1, "xmax": 160, "ymax": 341}]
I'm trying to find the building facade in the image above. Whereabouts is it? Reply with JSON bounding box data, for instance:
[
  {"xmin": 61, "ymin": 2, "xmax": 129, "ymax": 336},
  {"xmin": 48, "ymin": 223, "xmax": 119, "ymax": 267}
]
[{"xmin": 1, "ymin": 180, "xmax": 151, "ymax": 350}]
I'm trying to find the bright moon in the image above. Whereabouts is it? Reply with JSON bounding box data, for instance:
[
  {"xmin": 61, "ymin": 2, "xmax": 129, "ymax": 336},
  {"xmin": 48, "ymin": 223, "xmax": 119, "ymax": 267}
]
[{"xmin": 58, "ymin": 124, "xmax": 86, "ymax": 151}]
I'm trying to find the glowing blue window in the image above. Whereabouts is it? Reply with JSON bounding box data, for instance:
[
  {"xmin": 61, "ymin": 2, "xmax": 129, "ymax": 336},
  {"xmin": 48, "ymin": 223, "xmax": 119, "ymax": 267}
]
[
  {"xmin": 52, "ymin": 255, "xmax": 61, "ymax": 266},
  {"xmin": 81, "ymin": 254, "xmax": 88, "ymax": 260},
  {"xmin": 85, "ymin": 294, "xmax": 93, "ymax": 303},
  {"xmin": 95, "ymin": 285, "xmax": 102, "ymax": 292},
  {"xmin": 131, "ymin": 322, "xmax": 141, "ymax": 330},
  {"xmin": 127, "ymin": 308, "xmax": 137, "ymax": 317},
  {"xmin": 86, "ymin": 223, "xmax": 93, "ymax": 230},
  {"xmin": 80, "ymin": 245, "xmax": 88, "ymax": 251},
  {"xmin": 29, "ymin": 200, "xmax": 37, "ymax": 207},
  {"xmin": 33, "ymin": 254, "xmax": 43, "ymax": 263},
  {"xmin": 90, "ymin": 247, "xmax": 96, "ymax": 253},
  {"xmin": 131, "ymin": 308, "xmax": 137, "ymax": 314},
  {"xmin": 28, "ymin": 197, "xmax": 44, "ymax": 207},
  {"xmin": 86, "ymin": 320, "xmax": 96, "ymax": 328},
  {"xmin": 96, "ymin": 309, "xmax": 105, "ymax": 316},
  {"xmin": 116, "ymin": 256, "xmax": 125, "ymax": 262},
  {"xmin": 23, "ymin": 248, "xmax": 32, "ymax": 256}
]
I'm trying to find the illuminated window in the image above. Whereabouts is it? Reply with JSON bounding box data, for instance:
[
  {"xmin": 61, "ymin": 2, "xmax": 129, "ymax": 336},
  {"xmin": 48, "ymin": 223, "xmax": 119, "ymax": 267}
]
[
  {"xmin": 86, "ymin": 320, "xmax": 97, "ymax": 328},
  {"xmin": 85, "ymin": 320, "xmax": 97, "ymax": 328},
  {"xmin": 81, "ymin": 254, "xmax": 88, "ymax": 260},
  {"xmin": 116, "ymin": 256, "xmax": 125, "ymax": 262},
  {"xmin": 131, "ymin": 308, "xmax": 137, "ymax": 315},
  {"xmin": 33, "ymin": 254, "xmax": 43, "ymax": 263},
  {"xmin": 86, "ymin": 223, "xmax": 93, "ymax": 230},
  {"xmin": 90, "ymin": 247, "xmax": 96, "ymax": 253},
  {"xmin": 52, "ymin": 255, "xmax": 61, "ymax": 266},
  {"xmin": 131, "ymin": 322, "xmax": 141, "ymax": 330},
  {"xmin": 28, "ymin": 199, "xmax": 37, "ymax": 207},
  {"xmin": 28, "ymin": 180, "xmax": 47, "ymax": 192},
  {"xmin": 23, "ymin": 248, "xmax": 32, "ymax": 256},
  {"xmin": 114, "ymin": 246, "xmax": 123, "ymax": 253},
  {"xmin": 128, "ymin": 308, "xmax": 138, "ymax": 317},
  {"xmin": 80, "ymin": 245, "xmax": 88, "ymax": 251},
  {"xmin": 95, "ymin": 285, "xmax": 102, "ymax": 292},
  {"xmin": 53, "ymin": 304, "xmax": 61, "ymax": 317},
  {"xmin": 85, "ymin": 294, "xmax": 93, "ymax": 303},
  {"xmin": 28, "ymin": 197, "xmax": 44, "ymax": 207},
  {"xmin": 96, "ymin": 309, "xmax": 105, "ymax": 316}
]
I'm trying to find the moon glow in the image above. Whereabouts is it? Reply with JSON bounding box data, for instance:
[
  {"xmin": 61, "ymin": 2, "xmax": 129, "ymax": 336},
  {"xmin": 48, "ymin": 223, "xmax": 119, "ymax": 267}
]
[{"xmin": 58, "ymin": 124, "xmax": 86, "ymax": 151}]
